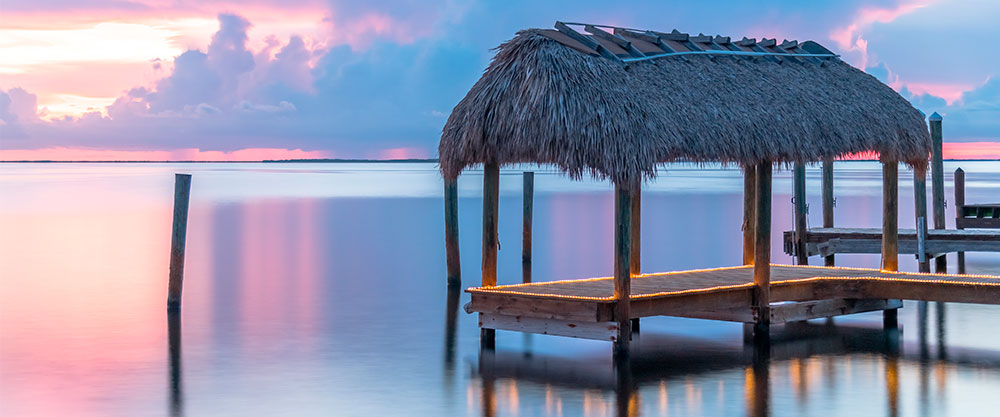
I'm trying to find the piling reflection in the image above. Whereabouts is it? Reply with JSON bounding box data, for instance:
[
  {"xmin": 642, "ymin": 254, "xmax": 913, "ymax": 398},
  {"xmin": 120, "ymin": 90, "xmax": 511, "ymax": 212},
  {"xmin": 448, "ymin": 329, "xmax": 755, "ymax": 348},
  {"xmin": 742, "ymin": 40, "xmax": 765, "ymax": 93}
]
[
  {"xmin": 167, "ymin": 313, "xmax": 183, "ymax": 417},
  {"xmin": 470, "ymin": 322, "xmax": 933, "ymax": 417}
]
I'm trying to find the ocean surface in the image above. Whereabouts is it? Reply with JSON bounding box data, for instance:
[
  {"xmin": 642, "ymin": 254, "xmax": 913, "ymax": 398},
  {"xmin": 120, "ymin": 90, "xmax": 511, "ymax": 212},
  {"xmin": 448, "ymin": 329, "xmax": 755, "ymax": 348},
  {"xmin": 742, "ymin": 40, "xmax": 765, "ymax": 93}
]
[{"xmin": 1, "ymin": 161, "xmax": 998, "ymax": 416}]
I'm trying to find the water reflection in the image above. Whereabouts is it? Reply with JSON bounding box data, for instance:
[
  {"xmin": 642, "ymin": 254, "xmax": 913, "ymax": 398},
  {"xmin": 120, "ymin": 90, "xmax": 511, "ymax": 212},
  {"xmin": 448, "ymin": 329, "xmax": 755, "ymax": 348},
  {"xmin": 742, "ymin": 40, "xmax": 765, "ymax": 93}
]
[
  {"xmin": 471, "ymin": 322, "xmax": 924, "ymax": 416},
  {"xmin": 167, "ymin": 313, "xmax": 183, "ymax": 417}
]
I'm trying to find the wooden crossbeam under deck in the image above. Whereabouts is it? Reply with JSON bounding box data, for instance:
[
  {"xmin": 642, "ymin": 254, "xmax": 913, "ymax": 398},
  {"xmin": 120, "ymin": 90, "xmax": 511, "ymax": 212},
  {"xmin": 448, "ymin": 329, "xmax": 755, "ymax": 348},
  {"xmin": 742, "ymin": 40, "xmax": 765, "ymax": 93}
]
[{"xmin": 467, "ymin": 264, "xmax": 1000, "ymax": 340}]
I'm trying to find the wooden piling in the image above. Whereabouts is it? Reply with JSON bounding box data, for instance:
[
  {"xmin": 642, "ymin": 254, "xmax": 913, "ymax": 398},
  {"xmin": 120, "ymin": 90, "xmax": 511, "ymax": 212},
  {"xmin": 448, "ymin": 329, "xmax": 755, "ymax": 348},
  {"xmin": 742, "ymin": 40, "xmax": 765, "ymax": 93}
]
[
  {"xmin": 753, "ymin": 162, "xmax": 772, "ymax": 339},
  {"xmin": 167, "ymin": 173, "xmax": 191, "ymax": 312},
  {"xmin": 743, "ymin": 165, "xmax": 757, "ymax": 265},
  {"xmin": 881, "ymin": 161, "xmax": 899, "ymax": 272},
  {"xmin": 522, "ymin": 172, "xmax": 534, "ymax": 283},
  {"xmin": 793, "ymin": 162, "xmax": 808, "ymax": 265},
  {"xmin": 630, "ymin": 189, "xmax": 641, "ymax": 275},
  {"xmin": 614, "ymin": 185, "xmax": 632, "ymax": 354},
  {"xmin": 444, "ymin": 178, "xmax": 461, "ymax": 288},
  {"xmin": 822, "ymin": 158, "xmax": 835, "ymax": 266},
  {"xmin": 954, "ymin": 168, "xmax": 966, "ymax": 274},
  {"xmin": 913, "ymin": 164, "xmax": 930, "ymax": 273},
  {"xmin": 882, "ymin": 160, "xmax": 900, "ymax": 328},
  {"xmin": 482, "ymin": 163, "xmax": 500, "ymax": 287},
  {"xmin": 929, "ymin": 113, "xmax": 947, "ymax": 273},
  {"xmin": 481, "ymin": 163, "xmax": 500, "ymax": 347}
]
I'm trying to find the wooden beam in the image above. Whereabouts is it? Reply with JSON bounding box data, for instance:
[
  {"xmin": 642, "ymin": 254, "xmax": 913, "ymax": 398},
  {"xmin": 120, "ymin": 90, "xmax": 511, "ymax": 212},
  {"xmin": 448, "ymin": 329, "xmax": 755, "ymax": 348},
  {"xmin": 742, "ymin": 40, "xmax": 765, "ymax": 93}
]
[
  {"xmin": 480, "ymin": 313, "xmax": 619, "ymax": 343},
  {"xmin": 821, "ymin": 158, "xmax": 835, "ymax": 266},
  {"xmin": 444, "ymin": 178, "xmax": 461, "ymax": 287},
  {"xmin": 743, "ymin": 164, "xmax": 757, "ymax": 265},
  {"xmin": 630, "ymin": 189, "xmax": 641, "ymax": 275},
  {"xmin": 954, "ymin": 168, "xmax": 966, "ymax": 274},
  {"xmin": 555, "ymin": 21, "xmax": 624, "ymax": 64},
  {"xmin": 614, "ymin": 185, "xmax": 632, "ymax": 352},
  {"xmin": 882, "ymin": 161, "xmax": 899, "ymax": 272},
  {"xmin": 482, "ymin": 163, "xmax": 500, "ymax": 287},
  {"xmin": 522, "ymin": 172, "xmax": 534, "ymax": 283},
  {"xmin": 771, "ymin": 298, "xmax": 903, "ymax": 323},
  {"xmin": 913, "ymin": 164, "xmax": 930, "ymax": 272},
  {"xmin": 736, "ymin": 37, "xmax": 757, "ymax": 46},
  {"xmin": 652, "ymin": 29, "xmax": 689, "ymax": 41},
  {"xmin": 585, "ymin": 25, "xmax": 644, "ymax": 57},
  {"xmin": 468, "ymin": 294, "xmax": 608, "ymax": 322},
  {"xmin": 929, "ymin": 113, "xmax": 947, "ymax": 273},
  {"xmin": 753, "ymin": 161, "xmax": 772, "ymax": 338},
  {"xmin": 815, "ymin": 237, "xmax": 1000, "ymax": 257},
  {"xmin": 793, "ymin": 162, "xmax": 808, "ymax": 265},
  {"xmin": 167, "ymin": 173, "xmax": 191, "ymax": 312}
]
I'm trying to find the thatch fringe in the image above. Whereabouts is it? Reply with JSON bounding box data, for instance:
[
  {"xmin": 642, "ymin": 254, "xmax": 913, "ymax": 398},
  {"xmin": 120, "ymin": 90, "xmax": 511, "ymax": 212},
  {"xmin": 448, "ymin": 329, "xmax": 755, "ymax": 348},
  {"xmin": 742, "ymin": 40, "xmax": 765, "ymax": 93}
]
[{"xmin": 439, "ymin": 30, "xmax": 931, "ymax": 189}]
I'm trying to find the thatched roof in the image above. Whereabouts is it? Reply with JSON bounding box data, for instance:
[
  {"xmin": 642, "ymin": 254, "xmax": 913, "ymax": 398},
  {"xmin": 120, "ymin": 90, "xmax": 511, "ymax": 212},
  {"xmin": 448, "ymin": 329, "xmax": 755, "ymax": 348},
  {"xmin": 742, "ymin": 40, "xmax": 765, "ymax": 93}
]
[{"xmin": 438, "ymin": 22, "xmax": 932, "ymax": 188}]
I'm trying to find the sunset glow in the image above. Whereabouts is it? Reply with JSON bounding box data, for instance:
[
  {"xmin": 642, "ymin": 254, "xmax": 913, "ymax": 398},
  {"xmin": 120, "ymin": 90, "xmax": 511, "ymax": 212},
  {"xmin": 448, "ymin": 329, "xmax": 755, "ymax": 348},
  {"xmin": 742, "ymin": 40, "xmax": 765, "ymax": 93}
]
[{"xmin": 0, "ymin": 0, "xmax": 996, "ymax": 159}]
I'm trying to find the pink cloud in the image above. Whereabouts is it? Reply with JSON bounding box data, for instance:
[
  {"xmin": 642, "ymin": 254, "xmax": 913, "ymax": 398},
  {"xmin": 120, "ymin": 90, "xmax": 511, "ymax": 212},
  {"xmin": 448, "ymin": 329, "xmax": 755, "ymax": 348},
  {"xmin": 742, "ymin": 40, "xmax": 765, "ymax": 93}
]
[
  {"xmin": 892, "ymin": 81, "xmax": 975, "ymax": 105},
  {"xmin": 376, "ymin": 147, "xmax": 429, "ymax": 160},
  {"xmin": 829, "ymin": 1, "xmax": 931, "ymax": 68},
  {"xmin": 0, "ymin": 147, "xmax": 332, "ymax": 161}
]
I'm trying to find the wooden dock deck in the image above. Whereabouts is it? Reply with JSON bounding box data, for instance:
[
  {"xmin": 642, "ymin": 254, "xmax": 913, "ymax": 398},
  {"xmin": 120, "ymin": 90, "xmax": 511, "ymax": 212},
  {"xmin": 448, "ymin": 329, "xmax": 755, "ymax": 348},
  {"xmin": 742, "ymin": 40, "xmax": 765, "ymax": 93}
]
[
  {"xmin": 466, "ymin": 264, "xmax": 1000, "ymax": 342},
  {"xmin": 783, "ymin": 227, "xmax": 1000, "ymax": 258}
]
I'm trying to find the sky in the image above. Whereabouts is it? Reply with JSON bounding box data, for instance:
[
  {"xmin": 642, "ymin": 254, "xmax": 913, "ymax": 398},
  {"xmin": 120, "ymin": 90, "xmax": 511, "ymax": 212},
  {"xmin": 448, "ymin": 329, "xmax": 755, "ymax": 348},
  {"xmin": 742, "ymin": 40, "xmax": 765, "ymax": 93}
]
[{"xmin": 1, "ymin": 0, "xmax": 999, "ymax": 160}]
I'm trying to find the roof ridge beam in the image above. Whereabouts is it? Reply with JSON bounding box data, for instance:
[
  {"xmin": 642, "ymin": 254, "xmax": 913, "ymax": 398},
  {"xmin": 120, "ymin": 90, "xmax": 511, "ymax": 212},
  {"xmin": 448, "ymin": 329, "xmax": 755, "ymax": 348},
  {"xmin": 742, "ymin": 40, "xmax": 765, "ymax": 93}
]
[
  {"xmin": 736, "ymin": 37, "xmax": 757, "ymax": 46},
  {"xmin": 614, "ymin": 28, "xmax": 679, "ymax": 55},
  {"xmin": 555, "ymin": 21, "xmax": 625, "ymax": 65},
  {"xmin": 651, "ymin": 29, "xmax": 689, "ymax": 41},
  {"xmin": 586, "ymin": 25, "xmax": 645, "ymax": 57}
]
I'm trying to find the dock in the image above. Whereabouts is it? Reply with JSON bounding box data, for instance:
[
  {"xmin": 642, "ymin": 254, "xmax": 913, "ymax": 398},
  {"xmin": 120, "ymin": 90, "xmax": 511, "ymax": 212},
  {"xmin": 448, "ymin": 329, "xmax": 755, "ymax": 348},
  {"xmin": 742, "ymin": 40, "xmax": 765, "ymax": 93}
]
[
  {"xmin": 783, "ymin": 228, "xmax": 1000, "ymax": 258},
  {"xmin": 466, "ymin": 264, "xmax": 1000, "ymax": 342}
]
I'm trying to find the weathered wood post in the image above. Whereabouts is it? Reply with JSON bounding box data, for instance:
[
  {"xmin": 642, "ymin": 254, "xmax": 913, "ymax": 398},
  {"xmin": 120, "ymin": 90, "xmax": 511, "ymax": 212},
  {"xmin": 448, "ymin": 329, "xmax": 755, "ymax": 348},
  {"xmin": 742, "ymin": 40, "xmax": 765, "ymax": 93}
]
[
  {"xmin": 167, "ymin": 173, "xmax": 191, "ymax": 312},
  {"xmin": 913, "ymin": 164, "xmax": 930, "ymax": 273},
  {"xmin": 753, "ymin": 162, "xmax": 772, "ymax": 340},
  {"xmin": 481, "ymin": 162, "xmax": 500, "ymax": 348},
  {"xmin": 613, "ymin": 184, "xmax": 633, "ymax": 356},
  {"xmin": 954, "ymin": 168, "xmax": 966, "ymax": 274},
  {"xmin": 630, "ymin": 188, "xmax": 641, "ymax": 333},
  {"xmin": 793, "ymin": 162, "xmax": 808, "ymax": 265},
  {"xmin": 444, "ymin": 178, "xmax": 461, "ymax": 288},
  {"xmin": 822, "ymin": 158, "xmax": 835, "ymax": 266},
  {"xmin": 929, "ymin": 113, "xmax": 947, "ymax": 273},
  {"xmin": 882, "ymin": 160, "xmax": 899, "ymax": 328},
  {"xmin": 522, "ymin": 172, "xmax": 533, "ymax": 283},
  {"xmin": 743, "ymin": 165, "xmax": 757, "ymax": 265}
]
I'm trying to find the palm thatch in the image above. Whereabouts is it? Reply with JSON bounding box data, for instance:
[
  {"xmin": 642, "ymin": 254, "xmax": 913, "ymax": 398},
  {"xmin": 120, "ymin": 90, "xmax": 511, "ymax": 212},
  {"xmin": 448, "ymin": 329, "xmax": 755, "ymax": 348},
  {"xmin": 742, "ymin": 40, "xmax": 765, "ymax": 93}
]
[{"xmin": 439, "ymin": 27, "xmax": 931, "ymax": 189}]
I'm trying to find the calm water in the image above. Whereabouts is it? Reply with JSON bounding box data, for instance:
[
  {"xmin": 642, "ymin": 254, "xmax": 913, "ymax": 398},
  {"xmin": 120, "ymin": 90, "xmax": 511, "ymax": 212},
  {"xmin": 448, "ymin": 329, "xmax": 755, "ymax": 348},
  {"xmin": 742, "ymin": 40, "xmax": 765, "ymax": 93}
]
[{"xmin": 1, "ymin": 161, "xmax": 998, "ymax": 417}]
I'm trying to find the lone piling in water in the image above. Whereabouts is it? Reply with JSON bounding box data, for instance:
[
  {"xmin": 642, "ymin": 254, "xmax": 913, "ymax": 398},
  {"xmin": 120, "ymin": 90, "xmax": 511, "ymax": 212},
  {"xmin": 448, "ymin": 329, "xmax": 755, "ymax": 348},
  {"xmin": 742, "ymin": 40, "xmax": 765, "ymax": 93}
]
[{"xmin": 167, "ymin": 173, "xmax": 191, "ymax": 312}]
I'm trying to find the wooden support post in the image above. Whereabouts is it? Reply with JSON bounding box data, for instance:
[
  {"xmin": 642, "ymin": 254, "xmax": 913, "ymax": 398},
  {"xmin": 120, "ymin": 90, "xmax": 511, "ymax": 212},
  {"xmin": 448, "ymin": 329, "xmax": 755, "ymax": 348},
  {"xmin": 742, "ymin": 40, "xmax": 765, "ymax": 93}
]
[
  {"xmin": 793, "ymin": 162, "xmax": 808, "ymax": 265},
  {"xmin": 522, "ymin": 172, "xmax": 533, "ymax": 283},
  {"xmin": 444, "ymin": 178, "xmax": 461, "ymax": 288},
  {"xmin": 630, "ymin": 188, "xmax": 640, "ymax": 334},
  {"xmin": 630, "ymin": 189, "xmax": 641, "ymax": 275},
  {"xmin": 954, "ymin": 168, "xmax": 966, "ymax": 274},
  {"xmin": 614, "ymin": 185, "xmax": 632, "ymax": 355},
  {"xmin": 167, "ymin": 173, "xmax": 191, "ymax": 312},
  {"xmin": 929, "ymin": 113, "xmax": 947, "ymax": 273},
  {"xmin": 882, "ymin": 161, "xmax": 900, "ymax": 328},
  {"xmin": 743, "ymin": 165, "xmax": 757, "ymax": 265},
  {"xmin": 482, "ymin": 163, "xmax": 500, "ymax": 287},
  {"xmin": 481, "ymin": 163, "xmax": 500, "ymax": 347},
  {"xmin": 753, "ymin": 162, "xmax": 772, "ymax": 340},
  {"xmin": 913, "ymin": 164, "xmax": 930, "ymax": 273},
  {"xmin": 822, "ymin": 158, "xmax": 835, "ymax": 266},
  {"xmin": 881, "ymin": 161, "xmax": 899, "ymax": 272}
]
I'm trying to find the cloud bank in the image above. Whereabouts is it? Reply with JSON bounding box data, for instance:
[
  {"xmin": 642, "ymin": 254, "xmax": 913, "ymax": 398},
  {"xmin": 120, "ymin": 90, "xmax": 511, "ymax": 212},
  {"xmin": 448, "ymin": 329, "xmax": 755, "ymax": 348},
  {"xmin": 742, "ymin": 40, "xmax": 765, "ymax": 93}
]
[{"xmin": 1, "ymin": 0, "xmax": 998, "ymax": 160}]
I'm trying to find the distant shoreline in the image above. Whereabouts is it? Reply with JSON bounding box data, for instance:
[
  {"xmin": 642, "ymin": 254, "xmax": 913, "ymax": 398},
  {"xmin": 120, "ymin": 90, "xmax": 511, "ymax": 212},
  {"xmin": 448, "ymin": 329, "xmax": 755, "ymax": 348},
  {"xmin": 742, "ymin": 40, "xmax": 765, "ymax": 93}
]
[{"xmin": 1, "ymin": 158, "xmax": 998, "ymax": 163}]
